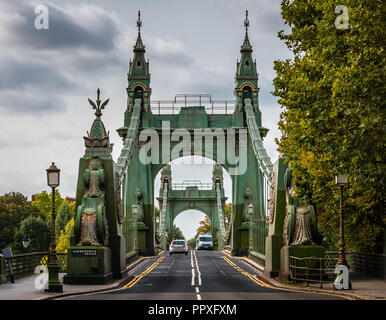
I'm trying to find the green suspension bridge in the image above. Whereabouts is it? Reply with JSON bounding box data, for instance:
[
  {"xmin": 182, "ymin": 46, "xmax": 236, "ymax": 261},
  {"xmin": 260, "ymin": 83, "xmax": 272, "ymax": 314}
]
[{"xmin": 63, "ymin": 10, "xmax": 324, "ymax": 286}]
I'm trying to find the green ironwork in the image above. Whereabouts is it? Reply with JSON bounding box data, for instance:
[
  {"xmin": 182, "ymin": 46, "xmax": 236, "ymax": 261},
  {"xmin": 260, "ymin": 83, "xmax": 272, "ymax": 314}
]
[
  {"xmin": 156, "ymin": 164, "xmax": 228, "ymax": 250},
  {"xmin": 66, "ymin": 11, "xmax": 327, "ymax": 283}
]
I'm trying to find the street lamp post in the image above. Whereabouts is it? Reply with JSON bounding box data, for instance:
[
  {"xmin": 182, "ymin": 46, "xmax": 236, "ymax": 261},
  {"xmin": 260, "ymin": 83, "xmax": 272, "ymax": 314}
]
[
  {"xmin": 333, "ymin": 172, "xmax": 352, "ymax": 290},
  {"xmin": 44, "ymin": 162, "xmax": 63, "ymax": 293},
  {"xmin": 335, "ymin": 173, "xmax": 348, "ymax": 266}
]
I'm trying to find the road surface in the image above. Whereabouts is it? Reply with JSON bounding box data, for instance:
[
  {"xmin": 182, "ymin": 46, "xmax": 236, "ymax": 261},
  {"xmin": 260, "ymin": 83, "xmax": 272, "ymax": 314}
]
[{"xmin": 63, "ymin": 251, "xmax": 346, "ymax": 300}]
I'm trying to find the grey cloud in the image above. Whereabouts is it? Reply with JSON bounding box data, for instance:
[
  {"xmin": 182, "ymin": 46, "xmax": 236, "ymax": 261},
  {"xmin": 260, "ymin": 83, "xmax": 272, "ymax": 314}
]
[
  {"xmin": 0, "ymin": 92, "xmax": 66, "ymax": 114},
  {"xmin": 8, "ymin": 3, "xmax": 120, "ymax": 52},
  {"xmin": 150, "ymin": 51, "xmax": 194, "ymax": 68},
  {"xmin": 0, "ymin": 58, "xmax": 74, "ymax": 90}
]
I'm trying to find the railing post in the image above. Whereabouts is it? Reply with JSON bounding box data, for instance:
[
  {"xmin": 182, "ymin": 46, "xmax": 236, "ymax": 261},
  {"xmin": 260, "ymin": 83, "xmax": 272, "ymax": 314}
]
[
  {"xmin": 0, "ymin": 254, "xmax": 5, "ymax": 285},
  {"xmin": 306, "ymin": 258, "xmax": 309, "ymax": 287},
  {"xmin": 320, "ymin": 258, "xmax": 323, "ymax": 288}
]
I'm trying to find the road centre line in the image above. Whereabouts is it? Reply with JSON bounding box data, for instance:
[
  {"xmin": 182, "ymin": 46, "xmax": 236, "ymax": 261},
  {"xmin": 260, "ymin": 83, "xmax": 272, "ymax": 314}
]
[
  {"xmin": 193, "ymin": 250, "xmax": 202, "ymax": 286},
  {"xmin": 222, "ymin": 256, "xmax": 271, "ymax": 288}
]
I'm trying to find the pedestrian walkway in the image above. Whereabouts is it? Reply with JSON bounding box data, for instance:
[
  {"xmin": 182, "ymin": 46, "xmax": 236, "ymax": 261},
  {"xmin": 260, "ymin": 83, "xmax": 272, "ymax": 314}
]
[
  {"xmin": 0, "ymin": 273, "xmax": 125, "ymax": 300},
  {"xmin": 0, "ymin": 256, "xmax": 154, "ymax": 300},
  {"xmin": 239, "ymin": 255, "xmax": 386, "ymax": 300}
]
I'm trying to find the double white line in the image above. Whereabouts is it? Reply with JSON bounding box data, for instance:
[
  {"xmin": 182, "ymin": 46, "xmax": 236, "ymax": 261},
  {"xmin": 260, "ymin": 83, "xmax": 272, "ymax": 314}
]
[
  {"xmin": 191, "ymin": 250, "xmax": 202, "ymax": 286},
  {"xmin": 190, "ymin": 250, "xmax": 202, "ymax": 300}
]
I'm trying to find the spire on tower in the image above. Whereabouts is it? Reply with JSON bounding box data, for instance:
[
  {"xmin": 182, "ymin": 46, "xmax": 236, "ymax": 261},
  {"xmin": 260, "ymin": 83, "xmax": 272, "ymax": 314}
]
[
  {"xmin": 241, "ymin": 10, "xmax": 252, "ymax": 51},
  {"xmin": 134, "ymin": 10, "xmax": 145, "ymax": 51}
]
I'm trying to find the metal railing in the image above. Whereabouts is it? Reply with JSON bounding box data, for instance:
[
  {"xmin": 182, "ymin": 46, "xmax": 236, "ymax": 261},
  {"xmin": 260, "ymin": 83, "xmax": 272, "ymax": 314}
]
[
  {"xmin": 150, "ymin": 94, "xmax": 235, "ymax": 115},
  {"xmin": 326, "ymin": 251, "xmax": 385, "ymax": 279},
  {"xmin": 1, "ymin": 252, "xmax": 67, "ymax": 283},
  {"xmin": 289, "ymin": 255, "xmax": 339, "ymax": 288},
  {"xmin": 172, "ymin": 180, "xmax": 213, "ymax": 190}
]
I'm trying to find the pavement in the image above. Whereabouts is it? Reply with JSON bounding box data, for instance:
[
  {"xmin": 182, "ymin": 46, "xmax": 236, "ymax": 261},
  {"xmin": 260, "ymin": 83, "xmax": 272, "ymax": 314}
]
[
  {"xmin": 228, "ymin": 252, "xmax": 386, "ymax": 301},
  {"xmin": 0, "ymin": 251, "xmax": 384, "ymax": 300},
  {"xmin": 0, "ymin": 256, "xmax": 152, "ymax": 300}
]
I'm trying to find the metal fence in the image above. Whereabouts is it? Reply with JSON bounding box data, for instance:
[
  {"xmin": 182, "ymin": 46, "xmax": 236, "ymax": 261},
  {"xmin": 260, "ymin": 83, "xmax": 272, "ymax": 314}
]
[
  {"xmin": 289, "ymin": 256, "xmax": 338, "ymax": 287},
  {"xmin": 150, "ymin": 94, "xmax": 235, "ymax": 115},
  {"xmin": 1, "ymin": 252, "xmax": 67, "ymax": 283},
  {"xmin": 326, "ymin": 251, "xmax": 385, "ymax": 279},
  {"xmin": 289, "ymin": 251, "xmax": 386, "ymax": 287},
  {"xmin": 172, "ymin": 180, "xmax": 213, "ymax": 190}
]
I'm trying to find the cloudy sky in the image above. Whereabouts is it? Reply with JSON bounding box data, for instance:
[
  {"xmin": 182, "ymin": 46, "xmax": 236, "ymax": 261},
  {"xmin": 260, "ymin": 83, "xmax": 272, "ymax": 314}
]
[{"xmin": 0, "ymin": 0, "xmax": 291, "ymax": 239}]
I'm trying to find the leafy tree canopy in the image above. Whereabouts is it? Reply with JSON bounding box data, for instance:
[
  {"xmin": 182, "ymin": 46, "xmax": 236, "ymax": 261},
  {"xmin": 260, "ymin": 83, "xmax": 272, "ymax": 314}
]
[
  {"xmin": 13, "ymin": 216, "xmax": 51, "ymax": 254},
  {"xmin": 56, "ymin": 201, "xmax": 74, "ymax": 241},
  {"xmin": 56, "ymin": 219, "xmax": 74, "ymax": 253},
  {"xmin": 196, "ymin": 216, "xmax": 211, "ymax": 236},
  {"xmin": 273, "ymin": 0, "xmax": 385, "ymax": 252},
  {"xmin": 0, "ymin": 192, "xmax": 42, "ymax": 250},
  {"xmin": 31, "ymin": 190, "xmax": 65, "ymax": 222}
]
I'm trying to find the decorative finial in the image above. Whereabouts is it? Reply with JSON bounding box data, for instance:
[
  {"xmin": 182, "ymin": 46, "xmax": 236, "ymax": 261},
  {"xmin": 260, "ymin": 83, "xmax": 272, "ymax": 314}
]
[
  {"xmin": 137, "ymin": 11, "xmax": 142, "ymax": 35},
  {"xmin": 244, "ymin": 10, "xmax": 249, "ymax": 34},
  {"xmin": 88, "ymin": 88, "xmax": 110, "ymax": 118}
]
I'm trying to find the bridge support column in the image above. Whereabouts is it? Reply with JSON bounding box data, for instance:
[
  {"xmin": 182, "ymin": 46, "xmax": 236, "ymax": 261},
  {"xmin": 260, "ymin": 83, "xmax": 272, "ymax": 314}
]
[{"xmin": 264, "ymin": 158, "xmax": 287, "ymax": 278}]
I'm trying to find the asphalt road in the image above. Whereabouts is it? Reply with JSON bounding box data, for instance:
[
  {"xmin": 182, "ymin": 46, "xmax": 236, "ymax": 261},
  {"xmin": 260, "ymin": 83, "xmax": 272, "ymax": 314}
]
[{"xmin": 64, "ymin": 251, "xmax": 346, "ymax": 300}]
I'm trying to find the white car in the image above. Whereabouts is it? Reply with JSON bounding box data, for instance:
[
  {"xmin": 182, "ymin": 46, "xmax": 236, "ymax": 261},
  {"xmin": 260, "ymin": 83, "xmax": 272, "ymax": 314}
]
[
  {"xmin": 196, "ymin": 234, "xmax": 213, "ymax": 250},
  {"xmin": 169, "ymin": 239, "xmax": 188, "ymax": 255}
]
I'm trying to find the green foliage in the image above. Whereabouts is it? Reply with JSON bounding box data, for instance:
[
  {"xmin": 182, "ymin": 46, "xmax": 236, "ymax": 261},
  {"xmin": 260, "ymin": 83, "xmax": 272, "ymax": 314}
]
[
  {"xmin": 187, "ymin": 238, "xmax": 197, "ymax": 249},
  {"xmin": 31, "ymin": 190, "xmax": 65, "ymax": 222},
  {"xmin": 56, "ymin": 219, "xmax": 74, "ymax": 253},
  {"xmin": 56, "ymin": 201, "xmax": 73, "ymax": 241},
  {"xmin": 0, "ymin": 192, "xmax": 42, "ymax": 250},
  {"xmin": 273, "ymin": 0, "xmax": 385, "ymax": 252},
  {"xmin": 172, "ymin": 225, "xmax": 185, "ymax": 240},
  {"xmin": 196, "ymin": 216, "xmax": 211, "ymax": 236},
  {"xmin": 13, "ymin": 216, "xmax": 51, "ymax": 254},
  {"xmin": 224, "ymin": 203, "xmax": 232, "ymax": 229}
]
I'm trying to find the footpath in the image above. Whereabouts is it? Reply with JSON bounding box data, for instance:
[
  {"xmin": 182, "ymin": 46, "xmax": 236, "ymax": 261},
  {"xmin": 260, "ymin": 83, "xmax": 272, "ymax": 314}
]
[
  {"xmin": 0, "ymin": 256, "xmax": 152, "ymax": 300},
  {"xmin": 232, "ymin": 253, "xmax": 386, "ymax": 300}
]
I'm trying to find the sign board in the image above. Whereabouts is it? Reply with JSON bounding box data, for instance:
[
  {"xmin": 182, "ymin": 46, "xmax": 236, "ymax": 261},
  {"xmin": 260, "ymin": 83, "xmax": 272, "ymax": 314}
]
[
  {"xmin": 70, "ymin": 249, "xmax": 98, "ymax": 257},
  {"xmin": 1, "ymin": 248, "xmax": 12, "ymax": 258},
  {"xmin": 1, "ymin": 248, "xmax": 14, "ymax": 283}
]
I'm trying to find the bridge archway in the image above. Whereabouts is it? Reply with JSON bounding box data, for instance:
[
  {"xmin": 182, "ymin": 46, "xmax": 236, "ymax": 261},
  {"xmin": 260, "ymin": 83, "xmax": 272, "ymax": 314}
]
[{"xmin": 153, "ymin": 156, "xmax": 229, "ymax": 251}]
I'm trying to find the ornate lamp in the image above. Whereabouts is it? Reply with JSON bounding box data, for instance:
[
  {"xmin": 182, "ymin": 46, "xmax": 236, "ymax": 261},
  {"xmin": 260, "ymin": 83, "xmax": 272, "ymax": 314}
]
[
  {"xmin": 46, "ymin": 162, "xmax": 60, "ymax": 188},
  {"xmin": 335, "ymin": 173, "xmax": 348, "ymax": 187},
  {"xmin": 44, "ymin": 162, "xmax": 63, "ymax": 292},
  {"xmin": 22, "ymin": 235, "xmax": 30, "ymax": 249}
]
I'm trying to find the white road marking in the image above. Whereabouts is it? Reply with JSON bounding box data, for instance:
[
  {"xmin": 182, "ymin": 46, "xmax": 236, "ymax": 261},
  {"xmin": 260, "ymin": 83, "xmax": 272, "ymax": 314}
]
[
  {"xmin": 127, "ymin": 259, "xmax": 151, "ymax": 275},
  {"xmin": 195, "ymin": 287, "xmax": 200, "ymax": 293},
  {"xmin": 196, "ymin": 294, "xmax": 202, "ymax": 300},
  {"xmin": 191, "ymin": 268, "xmax": 195, "ymax": 286},
  {"xmin": 193, "ymin": 250, "xmax": 202, "ymax": 286}
]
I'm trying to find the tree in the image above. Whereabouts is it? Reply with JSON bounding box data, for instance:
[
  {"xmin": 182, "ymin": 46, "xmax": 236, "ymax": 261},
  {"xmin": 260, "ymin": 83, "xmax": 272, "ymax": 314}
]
[
  {"xmin": 187, "ymin": 238, "xmax": 197, "ymax": 250},
  {"xmin": 56, "ymin": 201, "xmax": 73, "ymax": 241},
  {"xmin": 273, "ymin": 0, "xmax": 385, "ymax": 252},
  {"xmin": 13, "ymin": 216, "xmax": 51, "ymax": 254},
  {"xmin": 196, "ymin": 216, "xmax": 211, "ymax": 235},
  {"xmin": 224, "ymin": 203, "xmax": 232, "ymax": 229},
  {"xmin": 172, "ymin": 225, "xmax": 185, "ymax": 240},
  {"xmin": 56, "ymin": 219, "xmax": 74, "ymax": 253},
  {"xmin": 0, "ymin": 192, "xmax": 42, "ymax": 250},
  {"xmin": 31, "ymin": 190, "xmax": 65, "ymax": 222}
]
